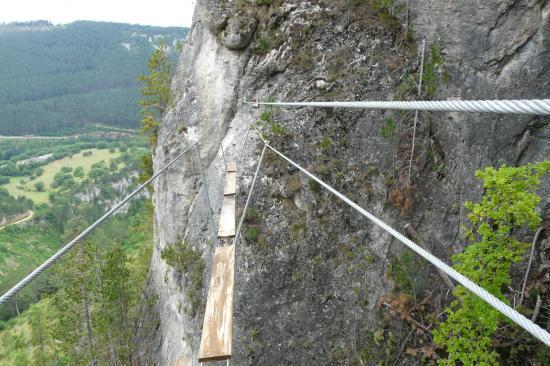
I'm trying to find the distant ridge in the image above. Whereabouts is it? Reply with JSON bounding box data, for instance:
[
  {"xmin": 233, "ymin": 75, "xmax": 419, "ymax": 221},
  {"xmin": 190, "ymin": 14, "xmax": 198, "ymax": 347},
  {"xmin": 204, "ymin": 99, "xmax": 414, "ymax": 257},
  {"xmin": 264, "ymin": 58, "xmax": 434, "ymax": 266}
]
[{"xmin": 0, "ymin": 21, "xmax": 188, "ymax": 135}]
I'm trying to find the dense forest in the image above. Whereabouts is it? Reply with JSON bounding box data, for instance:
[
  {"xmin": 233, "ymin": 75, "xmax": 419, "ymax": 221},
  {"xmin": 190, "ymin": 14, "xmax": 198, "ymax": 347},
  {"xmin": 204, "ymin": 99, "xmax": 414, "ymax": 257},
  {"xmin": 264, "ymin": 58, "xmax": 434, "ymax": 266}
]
[
  {"xmin": 0, "ymin": 199, "xmax": 154, "ymax": 365},
  {"xmin": 0, "ymin": 137, "xmax": 150, "ymax": 318},
  {"xmin": 0, "ymin": 21, "xmax": 187, "ymax": 135}
]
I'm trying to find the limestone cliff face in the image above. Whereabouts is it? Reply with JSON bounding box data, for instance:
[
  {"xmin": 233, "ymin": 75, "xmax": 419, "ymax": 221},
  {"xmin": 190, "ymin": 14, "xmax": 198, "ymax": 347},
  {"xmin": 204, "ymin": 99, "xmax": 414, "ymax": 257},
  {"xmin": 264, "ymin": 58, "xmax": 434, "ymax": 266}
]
[{"xmin": 146, "ymin": 1, "xmax": 550, "ymax": 365}]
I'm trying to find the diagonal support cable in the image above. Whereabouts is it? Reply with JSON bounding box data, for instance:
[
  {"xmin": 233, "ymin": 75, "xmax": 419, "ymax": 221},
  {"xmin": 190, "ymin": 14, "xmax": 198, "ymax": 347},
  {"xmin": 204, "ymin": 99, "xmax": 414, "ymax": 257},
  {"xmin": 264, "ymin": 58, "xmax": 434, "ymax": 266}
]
[
  {"xmin": 194, "ymin": 143, "xmax": 218, "ymax": 241},
  {"xmin": 234, "ymin": 142, "xmax": 268, "ymax": 247}
]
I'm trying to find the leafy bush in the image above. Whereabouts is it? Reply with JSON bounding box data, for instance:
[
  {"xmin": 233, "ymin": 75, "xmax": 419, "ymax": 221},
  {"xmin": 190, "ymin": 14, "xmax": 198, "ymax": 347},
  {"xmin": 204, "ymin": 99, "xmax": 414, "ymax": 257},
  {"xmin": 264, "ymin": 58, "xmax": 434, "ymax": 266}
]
[
  {"xmin": 51, "ymin": 172, "xmax": 73, "ymax": 188},
  {"xmin": 433, "ymin": 161, "xmax": 550, "ymax": 365},
  {"xmin": 34, "ymin": 182, "xmax": 45, "ymax": 192},
  {"xmin": 73, "ymin": 167, "xmax": 85, "ymax": 178}
]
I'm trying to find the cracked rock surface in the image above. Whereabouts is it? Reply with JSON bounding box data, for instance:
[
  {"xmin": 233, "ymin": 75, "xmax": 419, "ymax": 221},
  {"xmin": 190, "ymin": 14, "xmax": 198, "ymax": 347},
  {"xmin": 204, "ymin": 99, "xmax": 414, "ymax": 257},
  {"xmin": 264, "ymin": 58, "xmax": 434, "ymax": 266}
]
[{"xmin": 139, "ymin": 1, "xmax": 550, "ymax": 365}]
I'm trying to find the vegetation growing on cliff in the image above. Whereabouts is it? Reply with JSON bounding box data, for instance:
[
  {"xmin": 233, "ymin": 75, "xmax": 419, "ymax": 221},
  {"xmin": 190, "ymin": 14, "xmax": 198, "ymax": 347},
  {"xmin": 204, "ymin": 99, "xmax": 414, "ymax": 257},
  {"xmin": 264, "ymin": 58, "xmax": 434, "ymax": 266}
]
[
  {"xmin": 433, "ymin": 162, "xmax": 550, "ymax": 365},
  {"xmin": 161, "ymin": 241, "xmax": 205, "ymax": 316}
]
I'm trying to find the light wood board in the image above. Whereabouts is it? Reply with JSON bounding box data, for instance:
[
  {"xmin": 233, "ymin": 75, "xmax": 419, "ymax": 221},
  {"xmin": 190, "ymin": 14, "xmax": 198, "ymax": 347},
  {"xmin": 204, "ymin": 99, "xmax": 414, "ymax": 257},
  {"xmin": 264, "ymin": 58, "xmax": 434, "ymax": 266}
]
[
  {"xmin": 217, "ymin": 195, "xmax": 235, "ymax": 238},
  {"xmin": 224, "ymin": 171, "xmax": 236, "ymax": 195},
  {"xmin": 198, "ymin": 244, "xmax": 235, "ymax": 362},
  {"xmin": 226, "ymin": 161, "xmax": 237, "ymax": 172}
]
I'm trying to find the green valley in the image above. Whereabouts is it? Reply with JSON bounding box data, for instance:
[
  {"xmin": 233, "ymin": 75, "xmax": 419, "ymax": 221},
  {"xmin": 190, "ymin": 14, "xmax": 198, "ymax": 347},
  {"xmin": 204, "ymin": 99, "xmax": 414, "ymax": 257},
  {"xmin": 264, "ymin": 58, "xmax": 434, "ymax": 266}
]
[
  {"xmin": 0, "ymin": 14, "xmax": 176, "ymax": 366},
  {"xmin": 2, "ymin": 148, "xmax": 124, "ymax": 204}
]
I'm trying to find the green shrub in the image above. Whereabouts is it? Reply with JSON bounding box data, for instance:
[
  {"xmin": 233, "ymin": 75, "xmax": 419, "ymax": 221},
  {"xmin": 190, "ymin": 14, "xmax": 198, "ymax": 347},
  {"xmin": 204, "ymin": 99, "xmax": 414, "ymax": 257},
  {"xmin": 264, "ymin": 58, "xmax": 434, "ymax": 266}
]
[
  {"xmin": 34, "ymin": 182, "xmax": 45, "ymax": 192},
  {"xmin": 433, "ymin": 161, "xmax": 550, "ymax": 365},
  {"xmin": 245, "ymin": 227, "xmax": 259, "ymax": 242},
  {"xmin": 51, "ymin": 172, "xmax": 73, "ymax": 188},
  {"xmin": 73, "ymin": 167, "xmax": 85, "ymax": 178}
]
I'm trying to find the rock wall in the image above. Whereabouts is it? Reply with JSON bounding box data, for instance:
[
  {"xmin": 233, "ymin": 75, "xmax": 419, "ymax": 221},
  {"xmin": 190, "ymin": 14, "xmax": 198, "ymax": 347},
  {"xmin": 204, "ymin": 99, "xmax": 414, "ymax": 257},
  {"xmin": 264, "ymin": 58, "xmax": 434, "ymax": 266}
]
[{"xmin": 146, "ymin": 1, "xmax": 550, "ymax": 365}]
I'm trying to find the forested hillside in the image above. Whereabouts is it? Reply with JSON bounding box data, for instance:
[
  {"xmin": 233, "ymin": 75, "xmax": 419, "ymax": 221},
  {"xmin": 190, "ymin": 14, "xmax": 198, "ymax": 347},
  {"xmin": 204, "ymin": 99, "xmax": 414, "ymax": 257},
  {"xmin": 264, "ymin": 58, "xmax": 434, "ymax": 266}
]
[{"xmin": 0, "ymin": 21, "xmax": 187, "ymax": 135}]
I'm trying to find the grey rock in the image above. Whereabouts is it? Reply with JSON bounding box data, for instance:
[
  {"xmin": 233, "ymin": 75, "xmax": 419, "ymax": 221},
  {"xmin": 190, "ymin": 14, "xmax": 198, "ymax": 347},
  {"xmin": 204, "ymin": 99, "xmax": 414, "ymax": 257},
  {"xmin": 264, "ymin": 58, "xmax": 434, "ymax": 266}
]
[
  {"xmin": 142, "ymin": 0, "xmax": 550, "ymax": 364},
  {"xmin": 219, "ymin": 16, "xmax": 258, "ymax": 50}
]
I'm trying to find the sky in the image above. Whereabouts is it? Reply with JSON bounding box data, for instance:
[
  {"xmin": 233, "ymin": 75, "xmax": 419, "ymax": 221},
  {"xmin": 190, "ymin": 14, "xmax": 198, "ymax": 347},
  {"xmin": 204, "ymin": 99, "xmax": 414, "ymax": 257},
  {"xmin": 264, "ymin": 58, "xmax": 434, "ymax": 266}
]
[{"xmin": 0, "ymin": 0, "xmax": 196, "ymax": 27}]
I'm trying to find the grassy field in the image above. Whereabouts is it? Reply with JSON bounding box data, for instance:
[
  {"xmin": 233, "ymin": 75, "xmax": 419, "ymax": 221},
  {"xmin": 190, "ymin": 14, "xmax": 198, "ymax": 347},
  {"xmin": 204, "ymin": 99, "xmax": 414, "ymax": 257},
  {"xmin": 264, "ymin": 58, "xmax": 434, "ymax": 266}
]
[{"xmin": 1, "ymin": 148, "xmax": 122, "ymax": 204}]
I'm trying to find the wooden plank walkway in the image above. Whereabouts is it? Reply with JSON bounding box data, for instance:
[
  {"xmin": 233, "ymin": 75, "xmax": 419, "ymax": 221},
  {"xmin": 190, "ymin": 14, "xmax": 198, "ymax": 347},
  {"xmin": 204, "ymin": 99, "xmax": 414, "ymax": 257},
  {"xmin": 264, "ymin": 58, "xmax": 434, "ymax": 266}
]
[
  {"xmin": 224, "ymin": 171, "xmax": 236, "ymax": 195},
  {"xmin": 198, "ymin": 244, "xmax": 235, "ymax": 362},
  {"xmin": 217, "ymin": 195, "xmax": 235, "ymax": 238},
  {"xmin": 226, "ymin": 161, "xmax": 237, "ymax": 172},
  {"xmin": 200, "ymin": 161, "xmax": 238, "ymax": 362},
  {"xmin": 217, "ymin": 162, "xmax": 237, "ymax": 238}
]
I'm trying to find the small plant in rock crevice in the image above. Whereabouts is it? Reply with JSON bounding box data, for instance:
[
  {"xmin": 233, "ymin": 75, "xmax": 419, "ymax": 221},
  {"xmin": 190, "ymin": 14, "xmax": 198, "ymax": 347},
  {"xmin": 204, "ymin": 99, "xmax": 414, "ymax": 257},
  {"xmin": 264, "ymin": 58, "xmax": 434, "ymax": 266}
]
[
  {"xmin": 258, "ymin": 105, "xmax": 286, "ymax": 139},
  {"xmin": 161, "ymin": 241, "xmax": 205, "ymax": 316},
  {"xmin": 380, "ymin": 117, "xmax": 396, "ymax": 139}
]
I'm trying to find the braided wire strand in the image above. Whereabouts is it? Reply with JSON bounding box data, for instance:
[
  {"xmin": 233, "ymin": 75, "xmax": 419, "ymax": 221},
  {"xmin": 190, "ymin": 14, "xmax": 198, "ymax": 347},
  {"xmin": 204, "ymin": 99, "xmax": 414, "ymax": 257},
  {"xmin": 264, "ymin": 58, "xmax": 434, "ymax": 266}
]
[{"xmin": 245, "ymin": 99, "xmax": 550, "ymax": 115}]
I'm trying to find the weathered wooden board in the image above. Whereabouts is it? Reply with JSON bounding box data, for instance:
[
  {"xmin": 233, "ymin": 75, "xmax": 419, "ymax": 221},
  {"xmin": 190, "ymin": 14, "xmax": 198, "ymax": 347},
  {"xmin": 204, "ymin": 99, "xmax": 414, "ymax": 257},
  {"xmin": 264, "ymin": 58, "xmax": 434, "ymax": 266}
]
[
  {"xmin": 224, "ymin": 171, "xmax": 236, "ymax": 195},
  {"xmin": 198, "ymin": 244, "xmax": 235, "ymax": 362},
  {"xmin": 217, "ymin": 195, "xmax": 235, "ymax": 238},
  {"xmin": 226, "ymin": 161, "xmax": 237, "ymax": 172}
]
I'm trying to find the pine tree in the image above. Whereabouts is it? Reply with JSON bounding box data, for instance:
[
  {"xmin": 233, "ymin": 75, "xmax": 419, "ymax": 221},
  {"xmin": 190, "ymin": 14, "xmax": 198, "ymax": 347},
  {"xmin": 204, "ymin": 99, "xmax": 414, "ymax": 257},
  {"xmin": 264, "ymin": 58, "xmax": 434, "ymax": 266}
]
[{"xmin": 138, "ymin": 40, "xmax": 173, "ymax": 148}]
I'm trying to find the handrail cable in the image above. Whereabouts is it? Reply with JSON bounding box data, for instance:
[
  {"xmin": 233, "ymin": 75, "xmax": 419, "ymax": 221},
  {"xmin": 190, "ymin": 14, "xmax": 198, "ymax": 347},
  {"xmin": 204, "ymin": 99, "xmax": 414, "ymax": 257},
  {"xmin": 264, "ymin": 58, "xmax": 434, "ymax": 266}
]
[
  {"xmin": 245, "ymin": 99, "xmax": 550, "ymax": 115},
  {"xmin": 250, "ymin": 128, "xmax": 550, "ymax": 346},
  {"xmin": 0, "ymin": 142, "xmax": 198, "ymax": 305}
]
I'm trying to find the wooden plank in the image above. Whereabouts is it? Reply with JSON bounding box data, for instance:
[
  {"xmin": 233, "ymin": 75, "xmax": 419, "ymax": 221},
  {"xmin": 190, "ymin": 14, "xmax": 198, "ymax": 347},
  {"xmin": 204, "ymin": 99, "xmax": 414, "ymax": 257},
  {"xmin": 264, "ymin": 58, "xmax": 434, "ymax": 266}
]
[
  {"xmin": 217, "ymin": 195, "xmax": 235, "ymax": 238},
  {"xmin": 198, "ymin": 244, "xmax": 235, "ymax": 362},
  {"xmin": 224, "ymin": 171, "xmax": 236, "ymax": 195},
  {"xmin": 226, "ymin": 161, "xmax": 237, "ymax": 172}
]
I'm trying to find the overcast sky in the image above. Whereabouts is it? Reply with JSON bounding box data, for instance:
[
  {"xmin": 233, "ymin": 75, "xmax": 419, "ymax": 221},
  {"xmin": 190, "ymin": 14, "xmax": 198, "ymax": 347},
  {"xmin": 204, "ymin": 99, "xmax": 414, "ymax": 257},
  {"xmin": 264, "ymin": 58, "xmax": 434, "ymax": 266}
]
[{"xmin": 0, "ymin": 0, "xmax": 196, "ymax": 27}]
